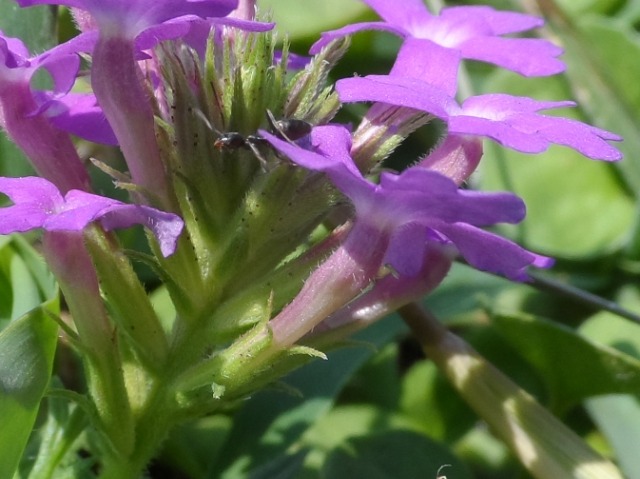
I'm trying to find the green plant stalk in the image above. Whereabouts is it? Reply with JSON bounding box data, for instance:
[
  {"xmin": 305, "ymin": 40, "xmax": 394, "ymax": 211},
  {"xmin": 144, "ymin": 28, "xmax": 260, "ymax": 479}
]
[{"xmin": 400, "ymin": 303, "xmax": 623, "ymax": 479}]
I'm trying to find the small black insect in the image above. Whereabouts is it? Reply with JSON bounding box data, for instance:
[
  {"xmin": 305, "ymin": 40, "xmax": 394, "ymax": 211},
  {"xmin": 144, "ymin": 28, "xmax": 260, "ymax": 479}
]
[
  {"xmin": 200, "ymin": 109, "xmax": 312, "ymax": 169},
  {"xmin": 213, "ymin": 131, "xmax": 270, "ymax": 168},
  {"xmin": 265, "ymin": 110, "xmax": 312, "ymax": 143}
]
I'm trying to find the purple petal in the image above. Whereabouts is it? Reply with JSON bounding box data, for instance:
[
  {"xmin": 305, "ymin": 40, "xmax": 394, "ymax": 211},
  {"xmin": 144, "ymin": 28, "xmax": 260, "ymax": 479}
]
[
  {"xmin": 98, "ymin": 205, "xmax": 184, "ymax": 257},
  {"xmin": 1, "ymin": 31, "xmax": 83, "ymax": 93},
  {"xmin": 454, "ymin": 94, "xmax": 623, "ymax": 161},
  {"xmin": 36, "ymin": 92, "xmax": 119, "ymax": 145},
  {"xmin": 312, "ymin": 2, "xmax": 564, "ymax": 78},
  {"xmin": 439, "ymin": 6, "xmax": 543, "ymax": 36},
  {"xmin": 263, "ymin": 125, "xmax": 378, "ymax": 207},
  {"xmin": 1, "ymin": 30, "xmax": 95, "ymax": 104},
  {"xmin": 379, "ymin": 168, "xmax": 526, "ymax": 226},
  {"xmin": 436, "ymin": 222, "xmax": 553, "ymax": 280},
  {"xmin": 0, "ymin": 176, "xmax": 184, "ymax": 256},
  {"xmin": 276, "ymin": 50, "xmax": 311, "ymax": 70},
  {"xmin": 460, "ymin": 36, "xmax": 564, "ymax": 77},
  {"xmin": 260, "ymin": 125, "xmax": 360, "ymax": 178},
  {"xmin": 389, "ymin": 38, "xmax": 460, "ymax": 96},
  {"xmin": 449, "ymin": 115, "xmax": 552, "ymax": 154},
  {"xmin": 461, "ymin": 94, "xmax": 575, "ymax": 114},
  {"xmin": 0, "ymin": 177, "xmax": 63, "ymax": 233},
  {"xmin": 262, "ymin": 127, "xmax": 550, "ymax": 282},
  {"xmin": 0, "ymin": 35, "xmax": 32, "ymax": 82},
  {"xmin": 0, "ymin": 32, "xmax": 30, "ymax": 61},
  {"xmin": 339, "ymin": 72, "xmax": 623, "ymax": 162},
  {"xmin": 45, "ymin": 190, "xmax": 121, "ymax": 230},
  {"xmin": 336, "ymin": 75, "xmax": 454, "ymax": 118},
  {"xmin": 182, "ymin": 17, "xmax": 274, "ymax": 60},
  {"xmin": 533, "ymin": 117, "xmax": 623, "ymax": 161},
  {"xmin": 135, "ymin": 19, "xmax": 194, "ymax": 50},
  {"xmin": 362, "ymin": 0, "xmax": 431, "ymax": 26},
  {"xmin": 384, "ymin": 223, "xmax": 428, "ymax": 277},
  {"xmin": 35, "ymin": 53, "xmax": 81, "ymax": 96}
]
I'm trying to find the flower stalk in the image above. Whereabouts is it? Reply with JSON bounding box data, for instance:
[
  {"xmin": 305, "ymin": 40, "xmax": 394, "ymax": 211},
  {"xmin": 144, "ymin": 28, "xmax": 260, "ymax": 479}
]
[{"xmin": 399, "ymin": 303, "xmax": 624, "ymax": 479}]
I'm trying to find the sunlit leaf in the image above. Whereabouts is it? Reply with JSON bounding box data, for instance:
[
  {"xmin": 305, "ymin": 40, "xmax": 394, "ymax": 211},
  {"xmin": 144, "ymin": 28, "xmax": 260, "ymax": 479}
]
[
  {"xmin": 580, "ymin": 292, "xmax": 640, "ymax": 479},
  {"xmin": 322, "ymin": 430, "xmax": 472, "ymax": 479},
  {"xmin": 586, "ymin": 395, "xmax": 640, "ymax": 479},
  {"xmin": 258, "ymin": 0, "xmax": 368, "ymax": 41},
  {"xmin": 493, "ymin": 312, "xmax": 640, "ymax": 413},
  {"xmin": 0, "ymin": 303, "xmax": 59, "ymax": 479},
  {"xmin": 479, "ymin": 73, "xmax": 633, "ymax": 257},
  {"xmin": 540, "ymin": 12, "xmax": 640, "ymax": 195},
  {"xmin": 400, "ymin": 360, "xmax": 476, "ymax": 443}
]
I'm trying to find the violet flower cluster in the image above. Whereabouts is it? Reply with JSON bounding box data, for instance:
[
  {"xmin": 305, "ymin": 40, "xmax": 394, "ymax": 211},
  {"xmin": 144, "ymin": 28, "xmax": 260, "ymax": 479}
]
[{"xmin": 0, "ymin": 0, "xmax": 622, "ymax": 475}]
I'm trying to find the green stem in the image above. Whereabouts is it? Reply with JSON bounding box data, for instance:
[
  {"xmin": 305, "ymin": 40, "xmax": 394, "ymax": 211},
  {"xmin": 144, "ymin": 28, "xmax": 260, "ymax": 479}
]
[
  {"xmin": 97, "ymin": 379, "xmax": 176, "ymax": 479},
  {"xmin": 399, "ymin": 304, "xmax": 623, "ymax": 479},
  {"xmin": 98, "ymin": 457, "xmax": 146, "ymax": 479}
]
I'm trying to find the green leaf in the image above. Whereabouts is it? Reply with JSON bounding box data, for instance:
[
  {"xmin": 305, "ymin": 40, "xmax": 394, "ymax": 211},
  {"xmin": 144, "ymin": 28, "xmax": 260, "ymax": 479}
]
[
  {"xmin": 322, "ymin": 430, "xmax": 472, "ymax": 479},
  {"xmin": 586, "ymin": 395, "xmax": 640, "ymax": 479},
  {"xmin": 246, "ymin": 450, "xmax": 307, "ymax": 479},
  {"xmin": 399, "ymin": 360, "xmax": 476, "ymax": 443},
  {"xmin": 258, "ymin": 0, "xmax": 368, "ymax": 41},
  {"xmin": 11, "ymin": 236, "xmax": 57, "ymax": 300},
  {"xmin": 492, "ymin": 312, "xmax": 640, "ymax": 414},
  {"xmin": 0, "ymin": 3, "xmax": 56, "ymax": 52},
  {"xmin": 579, "ymin": 287, "xmax": 640, "ymax": 359},
  {"xmin": 479, "ymin": 45, "xmax": 635, "ymax": 258},
  {"xmin": 160, "ymin": 416, "xmax": 234, "ymax": 479},
  {"xmin": 424, "ymin": 263, "xmax": 513, "ymax": 321},
  {"xmin": 8, "ymin": 247, "xmax": 45, "ymax": 321},
  {"xmin": 551, "ymin": 14, "xmax": 640, "ymax": 195},
  {"xmin": 300, "ymin": 404, "xmax": 428, "ymax": 477},
  {"xmin": 580, "ymin": 295, "xmax": 640, "ymax": 478},
  {"xmin": 212, "ymin": 317, "xmax": 405, "ymax": 479},
  {"xmin": 0, "ymin": 237, "xmax": 57, "ymax": 328},
  {"xmin": 0, "ymin": 305, "xmax": 59, "ymax": 479},
  {"xmin": 23, "ymin": 389, "xmax": 89, "ymax": 479},
  {"xmin": 555, "ymin": 0, "xmax": 624, "ymax": 16},
  {"xmin": 479, "ymin": 115, "xmax": 633, "ymax": 259}
]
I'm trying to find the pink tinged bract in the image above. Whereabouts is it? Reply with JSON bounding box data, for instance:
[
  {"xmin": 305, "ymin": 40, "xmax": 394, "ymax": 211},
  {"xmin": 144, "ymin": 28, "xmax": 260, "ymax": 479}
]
[
  {"xmin": 0, "ymin": 177, "xmax": 184, "ymax": 257},
  {"xmin": 260, "ymin": 125, "xmax": 552, "ymax": 281},
  {"xmin": 418, "ymin": 135, "xmax": 484, "ymax": 186}
]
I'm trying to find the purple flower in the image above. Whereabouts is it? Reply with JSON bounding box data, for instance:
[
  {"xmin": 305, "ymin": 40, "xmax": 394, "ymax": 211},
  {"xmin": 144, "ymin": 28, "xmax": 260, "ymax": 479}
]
[
  {"xmin": 0, "ymin": 177, "xmax": 184, "ymax": 257},
  {"xmin": 261, "ymin": 125, "xmax": 552, "ymax": 281},
  {"xmin": 337, "ymin": 75, "xmax": 622, "ymax": 161},
  {"xmin": 0, "ymin": 32, "xmax": 96, "ymax": 191},
  {"xmin": 0, "ymin": 30, "xmax": 117, "ymax": 146},
  {"xmin": 32, "ymin": 91, "xmax": 119, "ymax": 146},
  {"xmin": 13, "ymin": 0, "xmax": 236, "ymax": 202},
  {"xmin": 17, "ymin": 0, "xmax": 238, "ymax": 41},
  {"xmin": 311, "ymin": 1, "xmax": 563, "ymax": 93}
]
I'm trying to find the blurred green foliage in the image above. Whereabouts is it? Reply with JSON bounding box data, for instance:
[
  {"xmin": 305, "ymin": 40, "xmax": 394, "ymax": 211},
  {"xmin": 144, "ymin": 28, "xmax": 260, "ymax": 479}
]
[{"xmin": 3, "ymin": 0, "xmax": 640, "ymax": 477}]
